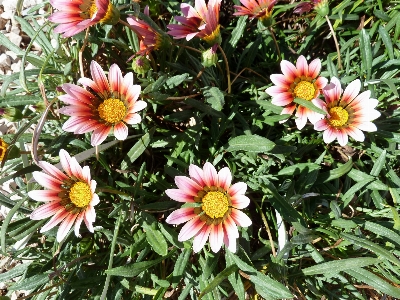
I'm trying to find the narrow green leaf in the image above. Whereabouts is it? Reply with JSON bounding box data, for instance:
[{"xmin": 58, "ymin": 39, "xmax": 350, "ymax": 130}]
[
  {"xmin": 226, "ymin": 251, "xmax": 245, "ymax": 300},
  {"xmin": 317, "ymin": 158, "xmax": 353, "ymax": 183},
  {"xmin": 359, "ymin": 29, "xmax": 372, "ymax": 80},
  {"xmin": 345, "ymin": 268, "xmax": 400, "ymax": 298},
  {"xmin": 185, "ymin": 98, "xmax": 225, "ymax": 117},
  {"xmin": 105, "ymin": 249, "xmax": 176, "ymax": 277},
  {"xmin": 278, "ymin": 163, "xmax": 320, "ymax": 176},
  {"xmin": 9, "ymin": 273, "xmax": 49, "ymax": 291},
  {"xmin": 364, "ymin": 221, "xmax": 400, "ymax": 247},
  {"xmin": 370, "ymin": 150, "xmax": 386, "ymax": 177},
  {"xmin": 226, "ymin": 135, "xmax": 275, "ymax": 153},
  {"xmin": 378, "ymin": 26, "xmax": 394, "ymax": 60},
  {"xmin": 302, "ymin": 257, "xmax": 379, "ymax": 276},
  {"xmin": 293, "ymin": 98, "xmax": 327, "ymax": 115},
  {"xmin": 142, "ymin": 223, "xmax": 168, "ymax": 256},
  {"xmin": 165, "ymin": 73, "xmax": 189, "ymax": 89},
  {"xmin": 225, "ymin": 16, "xmax": 247, "ymax": 58},
  {"xmin": 341, "ymin": 233, "xmax": 400, "ymax": 266},
  {"xmin": 172, "ymin": 249, "xmax": 191, "ymax": 288},
  {"xmin": 0, "ymin": 262, "xmax": 31, "ymax": 282},
  {"xmin": 199, "ymin": 265, "xmax": 238, "ymax": 299},
  {"xmin": 249, "ymin": 272, "xmax": 293, "ymax": 299},
  {"xmin": 1, "ymin": 197, "xmax": 27, "ymax": 253},
  {"xmin": 127, "ymin": 129, "xmax": 153, "ymax": 164}
]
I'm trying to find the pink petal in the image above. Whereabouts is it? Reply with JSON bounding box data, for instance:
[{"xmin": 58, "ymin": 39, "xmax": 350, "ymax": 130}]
[
  {"xmin": 281, "ymin": 60, "xmax": 299, "ymax": 82},
  {"xmin": 125, "ymin": 113, "xmax": 142, "ymax": 125},
  {"xmin": 189, "ymin": 164, "xmax": 205, "ymax": 186},
  {"xmin": 336, "ymin": 130, "xmax": 349, "ymax": 146},
  {"xmin": 295, "ymin": 106, "xmax": 308, "ymax": 130},
  {"xmin": 40, "ymin": 209, "xmax": 69, "ymax": 233},
  {"xmin": 308, "ymin": 58, "xmax": 321, "ymax": 78},
  {"xmin": 345, "ymin": 126, "xmax": 365, "ymax": 142},
  {"xmin": 314, "ymin": 119, "xmax": 329, "ymax": 131},
  {"xmin": 230, "ymin": 209, "xmax": 252, "ymax": 227},
  {"xmin": 84, "ymin": 210, "xmax": 94, "ymax": 232},
  {"xmin": 270, "ymin": 74, "xmax": 290, "ymax": 88},
  {"xmin": 166, "ymin": 189, "xmax": 195, "ymax": 202},
  {"xmin": 265, "ymin": 86, "xmax": 288, "ymax": 97},
  {"xmin": 114, "ymin": 122, "xmax": 128, "ymax": 141},
  {"xmin": 74, "ymin": 212, "xmax": 84, "ymax": 237},
  {"xmin": 37, "ymin": 161, "xmax": 67, "ymax": 181},
  {"xmin": 271, "ymin": 93, "xmax": 294, "ymax": 106},
  {"xmin": 125, "ymin": 85, "xmax": 141, "ymax": 104},
  {"xmin": 178, "ymin": 216, "xmax": 205, "ymax": 241},
  {"xmin": 323, "ymin": 127, "xmax": 337, "ymax": 144},
  {"xmin": 129, "ymin": 100, "xmax": 147, "ymax": 114},
  {"xmin": 166, "ymin": 207, "xmax": 197, "ymax": 225},
  {"xmin": 209, "ymin": 223, "xmax": 224, "ymax": 253},
  {"xmin": 91, "ymin": 125, "xmax": 112, "ymax": 146},
  {"xmin": 229, "ymin": 182, "xmax": 247, "ymax": 197},
  {"xmin": 341, "ymin": 79, "xmax": 361, "ymax": 104},
  {"xmin": 295, "ymin": 55, "xmax": 308, "ymax": 77},
  {"xmin": 315, "ymin": 76, "xmax": 328, "ymax": 90},
  {"xmin": 203, "ymin": 162, "xmax": 218, "ymax": 187},
  {"xmin": 57, "ymin": 213, "xmax": 78, "ymax": 242},
  {"xmin": 217, "ymin": 167, "xmax": 232, "ymax": 191},
  {"xmin": 28, "ymin": 190, "xmax": 61, "ymax": 202},
  {"xmin": 90, "ymin": 61, "xmax": 110, "ymax": 97},
  {"xmin": 30, "ymin": 201, "xmax": 62, "ymax": 220},
  {"xmin": 32, "ymin": 171, "xmax": 63, "ymax": 191},
  {"xmin": 69, "ymin": 157, "xmax": 83, "ymax": 180},
  {"xmin": 108, "ymin": 64, "xmax": 122, "ymax": 93},
  {"xmin": 175, "ymin": 176, "xmax": 202, "ymax": 197},
  {"xmin": 231, "ymin": 195, "xmax": 250, "ymax": 209},
  {"xmin": 193, "ymin": 224, "xmax": 212, "ymax": 253},
  {"xmin": 59, "ymin": 149, "xmax": 73, "ymax": 177}
]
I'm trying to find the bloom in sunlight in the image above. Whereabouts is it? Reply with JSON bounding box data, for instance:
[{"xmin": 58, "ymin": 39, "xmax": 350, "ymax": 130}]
[
  {"xmin": 28, "ymin": 149, "xmax": 99, "ymax": 242},
  {"xmin": 166, "ymin": 162, "xmax": 252, "ymax": 253},
  {"xmin": 0, "ymin": 138, "xmax": 8, "ymax": 162},
  {"xmin": 233, "ymin": 0, "xmax": 277, "ymax": 24},
  {"xmin": 167, "ymin": 0, "xmax": 222, "ymax": 45},
  {"xmin": 265, "ymin": 55, "xmax": 328, "ymax": 130},
  {"xmin": 48, "ymin": 0, "xmax": 120, "ymax": 38},
  {"xmin": 127, "ymin": 6, "xmax": 164, "ymax": 55},
  {"xmin": 59, "ymin": 61, "xmax": 147, "ymax": 146},
  {"xmin": 313, "ymin": 77, "xmax": 380, "ymax": 146}
]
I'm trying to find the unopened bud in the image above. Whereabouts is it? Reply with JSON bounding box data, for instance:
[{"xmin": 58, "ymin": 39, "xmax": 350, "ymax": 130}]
[
  {"xmin": 202, "ymin": 44, "xmax": 218, "ymax": 68},
  {"xmin": 131, "ymin": 55, "xmax": 151, "ymax": 75}
]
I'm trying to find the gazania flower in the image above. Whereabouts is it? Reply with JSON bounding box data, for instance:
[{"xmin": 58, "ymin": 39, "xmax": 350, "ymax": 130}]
[
  {"xmin": 294, "ymin": 0, "xmax": 329, "ymax": 17},
  {"xmin": 0, "ymin": 138, "xmax": 8, "ymax": 162},
  {"xmin": 48, "ymin": 0, "xmax": 120, "ymax": 38},
  {"xmin": 166, "ymin": 162, "xmax": 252, "ymax": 253},
  {"xmin": 28, "ymin": 149, "xmax": 99, "ymax": 242},
  {"xmin": 167, "ymin": 0, "xmax": 222, "ymax": 45},
  {"xmin": 58, "ymin": 61, "xmax": 147, "ymax": 146},
  {"xmin": 233, "ymin": 0, "xmax": 277, "ymax": 23},
  {"xmin": 127, "ymin": 6, "xmax": 164, "ymax": 55},
  {"xmin": 265, "ymin": 55, "xmax": 328, "ymax": 130},
  {"xmin": 313, "ymin": 77, "xmax": 380, "ymax": 146}
]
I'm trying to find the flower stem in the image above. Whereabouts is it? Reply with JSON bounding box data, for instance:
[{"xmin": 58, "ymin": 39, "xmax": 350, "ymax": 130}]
[
  {"xmin": 79, "ymin": 28, "xmax": 90, "ymax": 78},
  {"xmin": 325, "ymin": 15, "xmax": 342, "ymax": 70},
  {"xmin": 217, "ymin": 44, "xmax": 231, "ymax": 94},
  {"xmin": 269, "ymin": 27, "xmax": 281, "ymax": 61},
  {"xmin": 252, "ymin": 199, "xmax": 276, "ymax": 257},
  {"xmin": 173, "ymin": 42, "xmax": 203, "ymax": 54}
]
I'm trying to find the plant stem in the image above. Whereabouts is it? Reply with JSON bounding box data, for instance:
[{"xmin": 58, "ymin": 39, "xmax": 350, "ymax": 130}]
[
  {"xmin": 325, "ymin": 15, "xmax": 342, "ymax": 70},
  {"xmin": 269, "ymin": 27, "xmax": 281, "ymax": 61},
  {"xmin": 79, "ymin": 28, "xmax": 90, "ymax": 78},
  {"xmin": 252, "ymin": 199, "xmax": 276, "ymax": 257},
  {"xmin": 217, "ymin": 44, "xmax": 231, "ymax": 94}
]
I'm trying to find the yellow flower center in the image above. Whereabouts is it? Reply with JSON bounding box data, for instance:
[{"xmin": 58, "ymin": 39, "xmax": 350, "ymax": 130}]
[
  {"xmin": 202, "ymin": 191, "xmax": 229, "ymax": 219},
  {"xmin": 69, "ymin": 182, "xmax": 92, "ymax": 208},
  {"xmin": 0, "ymin": 139, "xmax": 8, "ymax": 162},
  {"xmin": 80, "ymin": 0, "xmax": 97, "ymax": 19},
  {"xmin": 328, "ymin": 106, "xmax": 349, "ymax": 128},
  {"xmin": 202, "ymin": 25, "xmax": 222, "ymax": 45},
  {"xmin": 98, "ymin": 98, "xmax": 126, "ymax": 124},
  {"xmin": 99, "ymin": 2, "xmax": 120, "ymax": 25},
  {"xmin": 294, "ymin": 81, "xmax": 315, "ymax": 101}
]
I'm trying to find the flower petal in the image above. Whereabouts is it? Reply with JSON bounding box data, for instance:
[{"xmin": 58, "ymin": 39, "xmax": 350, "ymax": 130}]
[
  {"xmin": 178, "ymin": 216, "xmax": 205, "ymax": 241},
  {"xmin": 193, "ymin": 224, "xmax": 212, "ymax": 253},
  {"xmin": 229, "ymin": 182, "xmax": 247, "ymax": 197},
  {"xmin": 231, "ymin": 195, "xmax": 250, "ymax": 209},
  {"xmin": 230, "ymin": 209, "xmax": 252, "ymax": 227},
  {"xmin": 217, "ymin": 167, "xmax": 232, "ymax": 191},
  {"xmin": 209, "ymin": 223, "xmax": 224, "ymax": 253},
  {"xmin": 203, "ymin": 162, "xmax": 218, "ymax": 187},
  {"xmin": 175, "ymin": 176, "xmax": 202, "ymax": 196},
  {"xmin": 166, "ymin": 207, "xmax": 197, "ymax": 225},
  {"xmin": 166, "ymin": 189, "xmax": 195, "ymax": 202},
  {"xmin": 57, "ymin": 213, "xmax": 78, "ymax": 242}
]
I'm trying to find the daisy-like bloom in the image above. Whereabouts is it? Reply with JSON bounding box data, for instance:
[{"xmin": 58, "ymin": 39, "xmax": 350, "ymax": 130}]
[
  {"xmin": 166, "ymin": 162, "xmax": 252, "ymax": 253},
  {"xmin": 0, "ymin": 138, "xmax": 8, "ymax": 162},
  {"xmin": 127, "ymin": 6, "xmax": 164, "ymax": 55},
  {"xmin": 313, "ymin": 77, "xmax": 380, "ymax": 146},
  {"xmin": 58, "ymin": 61, "xmax": 147, "ymax": 146},
  {"xmin": 265, "ymin": 55, "xmax": 328, "ymax": 130},
  {"xmin": 167, "ymin": 0, "xmax": 222, "ymax": 45},
  {"xmin": 48, "ymin": 0, "xmax": 120, "ymax": 38},
  {"xmin": 28, "ymin": 149, "xmax": 99, "ymax": 242},
  {"xmin": 233, "ymin": 0, "xmax": 277, "ymax": 24}
]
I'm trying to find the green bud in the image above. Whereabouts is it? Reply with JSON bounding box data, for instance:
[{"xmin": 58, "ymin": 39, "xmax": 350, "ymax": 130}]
[
  {"xmin": 202, "ymin": 45, "xmax": 218, "ymax": 68},
  {"xmin": 131, "ymin": 56, "xmax": 151, "ymax": 75}
]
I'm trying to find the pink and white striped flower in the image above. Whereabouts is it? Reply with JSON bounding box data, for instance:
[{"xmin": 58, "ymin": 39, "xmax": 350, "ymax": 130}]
[
  {"xmin": 58, "ymin": 61, "xmax": 147, "ymax": 146},
  {"xmin": 265, "ymin": 55, "xmax": 328, "ymax": 130},
  {"xmin": 48, "ymin": 0, "xmax": 120, "ymax": 38},
  {"xmin": 166, "ymin": 162, "xmax": 252, "ymax": 253},
  {"xmin": 313, "ymin": 77, "xmax": 380, "ymax": 146},
  {"xmin": 233, "ymin": 0, "xmax": 277, "ymax": 22},
  {"xmin": 28, "ymin": 149, "xmax": 99, "ymax": 242},
  {"xmin": 167, "ymin": 0, "xmax": 222, "ymax": 45}
]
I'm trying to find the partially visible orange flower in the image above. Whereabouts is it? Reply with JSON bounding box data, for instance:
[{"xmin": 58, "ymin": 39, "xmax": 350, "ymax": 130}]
[
  {"xmin": 0, "ymin": 138, "xmax": 8, "ymax": 162},
  {"xmin": 233, "ymin": 0, "xmax": 277, "ymax": 23},
  {"xmin": 127, "ymin": 6, "xmax": 164, "ymax": 55},
  {"xmin": 167, "ymin": 0, "xmax": 222, "ymax": 45},
  {"xmin": 49, "ymin": 0, "xmax": 120, "ymax": 38}
]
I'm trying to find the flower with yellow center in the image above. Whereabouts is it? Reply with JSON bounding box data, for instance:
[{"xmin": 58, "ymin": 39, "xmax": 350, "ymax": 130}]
[
  {"xmin": 265, "ymin": 55, "xmax": 328, "ymax": 130},
  {"xmin": 234, "ymin": 0, "xmax": 277, "ymax": 26},
  {"xmin": 59, "ymin": 61, "xmax": 147, "ymax": 146},
  {"xmin": 28, "ymin": 149, "xmax": 100, "ymax": 242},
  {"xmin": 167, "ymin": 0, "xmax": 222, "ymax": 45},
  {"xmin": 166, "ymin": 162, "xmax": 252, "ymax": 253},
  {"xmin": 314, "ymin": 77, "xmax": 381, "ymax": 146},
  {"xmin": 49, "ymin": 0, "xmax": 120, "ymax": 38}
]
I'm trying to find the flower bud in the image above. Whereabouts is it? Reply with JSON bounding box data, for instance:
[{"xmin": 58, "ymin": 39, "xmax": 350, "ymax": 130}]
[
  {"xmin": 131, "ymin": 55, "xmax": 151, "ymax": 75},
  {"xmin": 202, "ymin": 44, "xmax": 218, "ymax": 68},
  {"xmin": 313, "ymin": 0, "xmax": 329, "ymax": 17},
  {"xmin": 0, "ymin": 107, "xmax": 23, "ymax": 122}
]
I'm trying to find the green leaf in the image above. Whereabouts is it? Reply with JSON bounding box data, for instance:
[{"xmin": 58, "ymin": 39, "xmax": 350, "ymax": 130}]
[
  {"xmin": 249, "ymin": 272, "xmax": 293, "ymax": 299},
  {"xmin": 0, "ymin": 262, "xmax": 31, "ymax": 282},
  {"xmin": 142, "ymin": 223, "xmax": 168, "ymax": 256},
  {"xmin": 9, "ymin": 273, "xmax": 49, "ymax": 291},
  {"xmin": 345, "ymin": 268, "xmax": 400, "ymax": 298},
  {"xmin": 203, "ymin": 86, "xmax": 225, "ymax": 111},
  {"xmin": 370, "ymin": 150, "xmax": 386, "ymax": 177},
  {"xmin": 185, "ymin": 98, "xmax": 225, "ymax": 117},
  {"xmin": 172, "ymin": 249, "xmax": 191, "ymax": 288},
  {"xmin": 226, "ymin": 251, "xmax": 245, "ymax": 300},
  {"xmin": 317, "ymin": 158, "xmax": 353, "ymax": 183},
  {"xmin": 378, "ymin": 26, "xmax": 394, "ymax": 60},
  {"xmin": 359, "ymin": 29, "xmax": 372, "ymax": 80},
  {"xmin": 127, "ymin": 129, "xmax": 153, "ymax": 164},
  {"xmin": 364, "ymin": 221, "xmax": 400, "ymax": 247},
  {"xmin": 105, "ymin": 249, "xmax": 176, "ymax": 277},
  {"xmin": 1, "ymin": 197, "xmax": 27, "ymax": 253},
  {"xmin": 225, "ymin": 16, "xmax": 247, "ymax": 58},
  {"xmin": 293, "ymin": 98, "xmax": 326, "ymax": 115},
  {"xmin": 165, "ymin": 73, "xmax": 189, "ymax": 89},
  {"xmin": 226, "ymin": 135, "xmax": 275, "ymax": 153},
  {"xmin": 199, "ymin": 265, "xmax": 238, "ymax": 299},
  {"xmin": 341, "ymin": 233, "xmax": 400, "ymax": 266},
  {"xmin": 278, "ymin": 163, "xmax": 320, "ymax": 176},
  {"xmin": 302, "ymin": 257, "xmax": 380, "ymax": 276}
]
